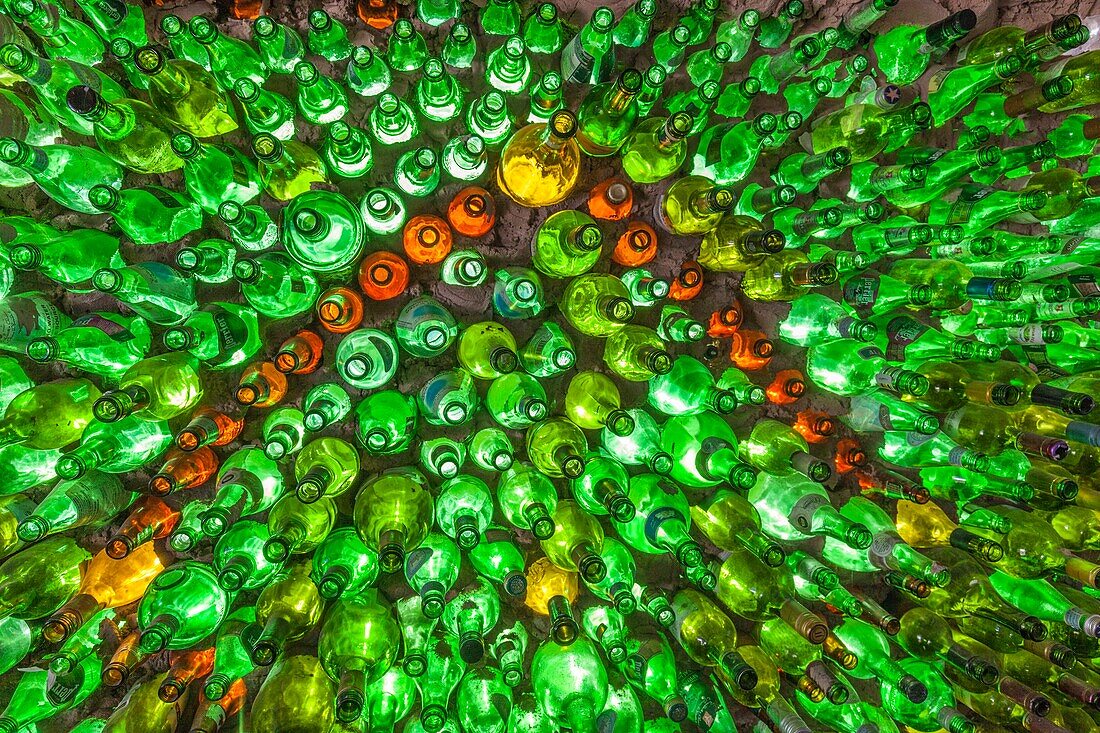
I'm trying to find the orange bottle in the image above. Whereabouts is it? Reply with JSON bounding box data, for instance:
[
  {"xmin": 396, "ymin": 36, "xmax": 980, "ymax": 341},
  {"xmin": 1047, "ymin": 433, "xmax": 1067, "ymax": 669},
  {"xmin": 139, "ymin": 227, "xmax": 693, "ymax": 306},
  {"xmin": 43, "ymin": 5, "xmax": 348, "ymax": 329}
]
[
  {"xmin": 160, "ymin": 647, "xmax": 216, "ymax": 703},
  {"xmin": 103, "ymin": 627, "xmax": 149, "ymax": 687},
  {"xmin": 316, "ymin": 286, "xmax": 364, "ymax": 334},
  {"xmin": 611, "ymin": 221, "xmax": 657, "ymax": 266},
  {"xmin": 707, "ymin": 302, "xmax": 743, "ymax": 337},
  {"xmin": 149, "ymin": 445, "xmax": 218, "ymax": 497},
  {"xmin": 793, "ymin": 409, "xmax": 836, "ymax": 444},
  {"xmin": 835, "ymin": 438, "xmax": 867, "ymax": 474},
  {"xmin": 235, "ymin": 361, "xmax": 289, "ymax": 408},
  {"xmin": 447, "ymin": 186, "xmax": 496, "ymax": 238},
  {"xmin": 176, "ymin": 407, "xmax": 245, "ymax": 452},
  {"xmin": 729, "ymin": 329, "xmax": 773, "ymax": 371},
  {"xmin": 766, "ymin": 369, "xmax": 806, "ymax": 405},
  {"xmin": 44, "ymin": 543, "xmax": 169, "ymax": 643},
  {"xmin": 106, "ymin": 497, "xmax": 180, "ymax": 559},
  {"xmin": 359, "ymin": 251, "xmax": 410, "ymax": 300},
  {"xmin": 357, "ymin": 0, "xmax": 397, "ymax": 28},
  {"xmin": 668, "ymin": 260, "xmax": 703, "ymax": 301},
  {"xmin": 403, "ymin": 214, "xmax": 454, "ymax": 265},
  {"xmin": 275, "ymin": 330, "xmax": 325, "ymax": 375},
  {"xmin": 587, "ymin": 176, "xmax": 633, "ymax": 221}
]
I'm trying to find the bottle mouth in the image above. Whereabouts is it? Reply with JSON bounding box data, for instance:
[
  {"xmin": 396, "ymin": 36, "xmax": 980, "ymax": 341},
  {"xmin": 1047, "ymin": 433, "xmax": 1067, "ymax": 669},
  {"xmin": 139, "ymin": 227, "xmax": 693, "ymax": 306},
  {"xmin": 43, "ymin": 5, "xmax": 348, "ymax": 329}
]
[
  {"xmin": 503, "ymin": 571, "xmax": 527, "ymax": 597},
  {"xmin": 403, "ymin": 653, "xmax": 427, "ymax": 677}
]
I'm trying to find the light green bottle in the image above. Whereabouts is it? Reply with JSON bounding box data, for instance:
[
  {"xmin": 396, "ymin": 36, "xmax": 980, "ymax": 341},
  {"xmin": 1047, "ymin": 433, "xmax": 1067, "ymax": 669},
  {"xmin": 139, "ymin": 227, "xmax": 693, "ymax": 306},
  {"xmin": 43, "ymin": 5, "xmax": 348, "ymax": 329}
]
[
  {"xmin": 88, "ymin": 182, "xmax": 201, "ymax": 245},
  {"xmin": 620, "ymin": 112, "xmax": 694, "ymax": 184},
  {"xmin": 93, "ymin": 353, "xmax": 202, "ymax": 423},
  {"xmin": 485, "ymin": 372, "xmax": 548, "ymax": 429},
  {"xmin": 566, "ymin": 371, "xmax": 634, "ymax": 435},
  {"xmin": 251, "ymin": 132, "xmax": 327, "ymax": 201},
  {"xmin": 560, "ymin": 274, "xmax": 635, "ymax": 337},
  {"xmin": 65, "ymin": 85, "xmax": 181, "ymax": 173},
  {"xmin": 531, "ymin": 636, "xmax": 609, "ymax": 732},
  {"xmin": 604, "ymin": 325, "xmax": 673, "ymax": 382}
]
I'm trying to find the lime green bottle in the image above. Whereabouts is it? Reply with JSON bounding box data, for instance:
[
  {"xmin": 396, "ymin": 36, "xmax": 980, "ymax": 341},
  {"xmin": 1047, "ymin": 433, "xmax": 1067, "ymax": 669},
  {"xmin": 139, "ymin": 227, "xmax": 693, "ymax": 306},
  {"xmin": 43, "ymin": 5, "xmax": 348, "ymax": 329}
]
[
  {"xmin": 620, "ymin": 112, "xmax": 694, "ymax": 184},
  {"xmin": 251, "ymin": 132, "xmax": 327, "ymax": 201},
  {"xmin": 742, "ymin": 250, "xmax": 839, "ymax": 303},
  {"xmin": 560, "ymin": 274, "xmax": 635, "ymax": 337},
  {"xmin": 293, "ymin": 59, "xmax": 349, "ymax": 125},
  {"xmin": 134, "ymin": 45, "xmax": 237, "ymax": 137},
  {"xmin": 55, "ymin": 414, "xmax": 171, "ymax": 480},
  {"xmin": 306, "ymin": 8, "xmax": 352, "ymax": 61},
  {"xmin": 928, "ymin": 55, "xmax": 1024, "ymax": 125},
  {"xmin": 65, "ymin": 85, "xmax": 181, "ymax": 173},
  {"xmin": 526, "ymin": 418, "xmax": 588, "ymax": 479},
  {"xmin": 532, "ymin": 209, "xmax": 603, "ymax": 278},
  {"xmin": 404, "ymin": 532, "xmax": 461, "ymax": 619},
  {"xmin": 176, "ymin": 238, "xmax": 236, "ymax": 283},
  {"xmin": 564, "ymin": 370, "xmax": 632, "ymax": 434},
  {"xmin": 655, "ymin": 175, "xmax": 733, "ymax": 235},
  {"xmin": 806, "ymin": 338, "xmax": 929, "ymax": 397},
  {"xmin": 354, "ymin": 469, "xmax": 434, "ymax": 572},
  {"xmin": 251, "ymin": 562, "xmax": 323, "ymax": 667},
  {"xmin": 93, "ymin": 353, "xmax": 202, "ymax": 423},
  {"xmin": 0, "ymin": 535, "xmax": 89, "ymax": 621},
  {"xmin": 457, "ymin": 322, "xmax": 519, "ymax": 379},
  {"xmin": 251, "ymin": 655, "xmax": 335, "ymax": 733},
  {"xmin": 498, "ymin": 462, "xmax": 558, "ymax": 540},
  {"xmin": 251, "ymin": 15, "xmax": 304, "ymax": 74}
]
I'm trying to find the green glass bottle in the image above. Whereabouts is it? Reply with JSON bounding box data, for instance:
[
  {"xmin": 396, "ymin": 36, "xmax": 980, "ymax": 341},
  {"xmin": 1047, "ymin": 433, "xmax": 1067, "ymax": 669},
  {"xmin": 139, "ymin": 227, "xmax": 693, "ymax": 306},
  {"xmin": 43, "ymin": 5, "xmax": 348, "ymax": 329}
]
[
  {"xmin": 0, "ymin": 43, "xmax": 125, "ymax": 136},
  {"xmin": 531, "ymin": 636, "xmax": 609, "ymax": 732},
  {"xmin": 25, "ymin": 312, "xmax": 148, "ymax": 381},
  {"xmin": 648, "ymin": 355, "xmax": 737, "ymax": 417},
  {"xmin": 345, "ymin": 45, "xmax": 391, "ymax": 97},
  {"xmin": 495, "ymin": 462, "xmax": 556, "ymax": 540},
  {"xmin": 162, "ymin": 302, "xmax": 261, "ymax": 372},
  {"xmin": 311, "ymin": 527, "xmax": 379, "ymax": 602},
  {"xmin": 88, "ymin": 182, "xmax": 201, "ymax": 245},
  {"xmin": 442, "ymin": 21, "xmax": 477, "ymax": 69},
  {"xmin": 523, "ymin": 3, "xmax": 565, "ymax": 54},
  {"xmin": 873, "ymin": 11, "xmax": 978, "ymax": 85},
  {"xmin": 233, "ymin": 78, "xmax": 296, "ymax": 140},
  {"xmin": 576, "ymin": 69, "xmax": 643, "ymax": 157},
  {"xmin": 0, "ymin": 652, "xmax": 100, "ymax": 733},
  {"xmin": 434, "ymin": 474, "xmax": 492, "ymax": 550},
  {"xmin": 53, "ymin": 413, "xmax": 170, "ymax": 480},
  {"xmin": 928, "ymin": 55, "xmax": 1024, "ymax": 125},
  {"xmin": 561, "ymin": 6, "xmax": 616, "ymax": 85},
  {"xmin": 213, "ymin": 520, "xmax": 282, "ymax": 592},
  {"xmin": 293, "ymin": 59, "xmax": 349, "ymax": 125},
  {"xmin": 531, "ymin": 209, "xmax": 602, "ymax": 278},
  {"xmin": 234, "ymin": 252, "xmax": 320, "ymax": 320},
  {"xmin": 137, "ymin": 561, "xmax": 229, "ymax": 653},
  {"xmin": 486, "ymin": 35, "xmax": 533, "ymax": 95},
  {"xmin": 187, "ymin": 15, "xmax": 267, "ymax": 86},
  {"xmin": 171, "ymin": 134, "xmax": 260, "ymax": 215},
  {"xmin": 251, "ymin": 16, "xmax": 304, "ymax": 75},
  {"xmin": 0, "ymin": 137, "xmax": 122, "ymax": 214},
  {"xmin": 306, "ymin": 9, "xmax": 351, "ymax": 62},
  {"xmin": 200, "ymin": 446, "xmax": 286, "ymax": 538},
  {"xmin": 691, "ymin": 113, "xmax": 778, "ymax": 184},
  {"xmin": 485, "ymin": 372, "xmax": 548, "ymax": 429},
  {"xmin": 387, "ymin": 18, "xmax": 428, "ymax": 72}
]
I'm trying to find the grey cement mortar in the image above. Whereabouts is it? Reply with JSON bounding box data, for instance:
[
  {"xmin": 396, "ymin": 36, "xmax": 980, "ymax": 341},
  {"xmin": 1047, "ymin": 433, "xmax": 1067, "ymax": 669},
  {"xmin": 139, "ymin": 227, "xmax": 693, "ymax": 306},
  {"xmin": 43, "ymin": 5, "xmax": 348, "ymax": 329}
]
[{"xmin": 1, "ymin": 0, "xmax": 1093, "ymax": 730}]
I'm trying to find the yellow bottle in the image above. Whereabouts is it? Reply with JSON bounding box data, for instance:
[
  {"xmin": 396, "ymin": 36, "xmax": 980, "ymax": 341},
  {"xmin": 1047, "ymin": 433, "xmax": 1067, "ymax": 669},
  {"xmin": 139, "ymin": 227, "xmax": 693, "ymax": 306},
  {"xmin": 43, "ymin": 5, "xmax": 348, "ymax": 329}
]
[
  {"xmin": 525, "ymin": 555, "xmax": 579, "ymax": 644},
  {"xmin": 895, "ymin": 499, "xmax": 1004, "ymax": 563},
  {"xmin": 496, "ymin": 109, "xmax": 582, "ymax": 207},
  {"xmin": 251, "ymin": 654, "xmax": 336, "ymax": 733},
  {"xmin": 102, "ymin": 672, "xmax": 183, "ymax": 733}
]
